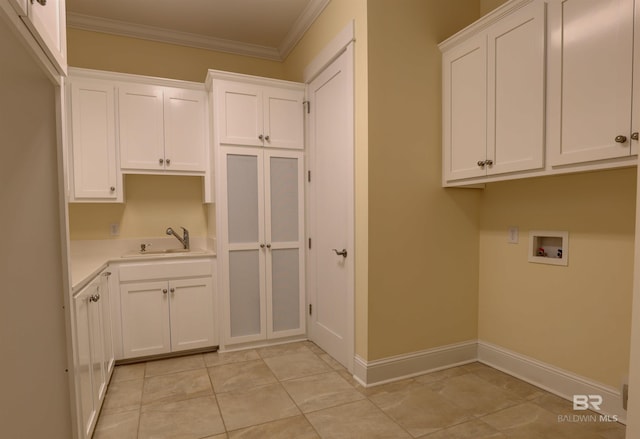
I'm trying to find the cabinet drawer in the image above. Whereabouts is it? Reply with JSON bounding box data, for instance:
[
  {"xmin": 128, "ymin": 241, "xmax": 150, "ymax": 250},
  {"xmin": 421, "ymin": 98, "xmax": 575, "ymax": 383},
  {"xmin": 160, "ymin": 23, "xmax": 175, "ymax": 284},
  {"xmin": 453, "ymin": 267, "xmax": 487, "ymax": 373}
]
[{"xmin": 119, "ymin": 259, "xmax": 213, "ymax": 282}]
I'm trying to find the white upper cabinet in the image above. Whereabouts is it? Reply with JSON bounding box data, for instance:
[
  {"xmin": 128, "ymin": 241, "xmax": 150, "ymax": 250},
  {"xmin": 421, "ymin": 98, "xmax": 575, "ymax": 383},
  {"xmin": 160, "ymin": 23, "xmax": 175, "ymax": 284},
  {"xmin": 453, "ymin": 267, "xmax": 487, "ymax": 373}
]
[
  {"xmin": 441, "ymin": 0, "xmax": 545, "ymax": 184},
  {"xmin": 69, "ymin": 78, "xmax": 122, "ymax": 202},
  {"xmin": 442, "ymin": 33, "xmax": 487, "ymax": 181},
  {"xmin": 119, "ymin": 85, "xmax": 165, "ymax": 171},
  {"xmin": 119, "ymin": 84, "xmax": 207, "ymax": 173},
  {"xmin": 215, "ymin": 79, "xmax": 304, "ymax": 149},
  {"xmin": 547, "ymin": 0, "xmax": 638, "ymax": 166},
  {"xmin": 164, "ymin": 87, "xmax": 208, "ymax": 172},
  {"xmin": 8, "ymin": 0, "xmax": 67, "ymax": 75}
]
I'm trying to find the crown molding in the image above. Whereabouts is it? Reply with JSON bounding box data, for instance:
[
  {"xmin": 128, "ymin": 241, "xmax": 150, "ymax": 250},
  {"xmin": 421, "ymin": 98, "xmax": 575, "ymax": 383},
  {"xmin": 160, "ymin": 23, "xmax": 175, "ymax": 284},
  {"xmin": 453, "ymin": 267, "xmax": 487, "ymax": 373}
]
[
  {"xmin": 67, "ymin": 0, "xmax": 331, "ymax": 62},
  {"xmin": 67, "ymin": 12, "xmax": 281, "ymax": 60},
  {"xmin": 278, "ymin": 0, "xmax": 331, "ymax": 59}
]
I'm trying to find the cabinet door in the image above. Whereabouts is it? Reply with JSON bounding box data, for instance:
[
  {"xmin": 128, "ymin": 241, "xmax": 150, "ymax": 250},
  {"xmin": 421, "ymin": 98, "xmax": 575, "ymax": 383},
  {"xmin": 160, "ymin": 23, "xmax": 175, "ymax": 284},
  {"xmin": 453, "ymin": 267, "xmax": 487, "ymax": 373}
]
[
  {"xmin": 89, "ymin": 290, "xmax": 107, "ymax": 403},
  {"xmin": 487, "ymin": 0, "xmax": 545, "ymax": 175},
  {"xmin": 216, "ymin": 82, "xmax": 264, "ymax": 147},
  {"xmin": 548, "ymin": 0, "xmax": 634, "ymax": 165},
  {"xmin": 120, "ymin": 281, "xmax": 171, "ymax": 358},
  {"xmin": 70, "ymin": 79, "xmax": 121, "ymax": 201},
  {"xmin": 164, "ymin": 88, "xmax": 207, "ymax": 172},
  {"xmin": 263, "ymin": 87, "xmax": 304, "ymax": 149},
  {"xmin": 221, "ymin": 148, "xmax": 266, "ymax": 344},
  {"xmin": 21, "ymin": 0, "xmax": 66, "ymax": 74},
  {"xmin": 119, "ymin": 85, "xmax": 165, "ymax": 171},
  {"xmin": 442, "ymin": 33, "xmax": 487, "ymax": 181},
  {"xmin": 169, "ymin": 277, "xmax": 215, "ymax": 351},
  {"xmin": 99, "ymin": 272, "xmax": 115, "ymax": 378},
  {"xmin": 264, "ymin": 151, "xmax": 305, "ymax": 338},
  {"xmin": 73, "ymin": 287, "xmax": 97, "ymax": 439}
]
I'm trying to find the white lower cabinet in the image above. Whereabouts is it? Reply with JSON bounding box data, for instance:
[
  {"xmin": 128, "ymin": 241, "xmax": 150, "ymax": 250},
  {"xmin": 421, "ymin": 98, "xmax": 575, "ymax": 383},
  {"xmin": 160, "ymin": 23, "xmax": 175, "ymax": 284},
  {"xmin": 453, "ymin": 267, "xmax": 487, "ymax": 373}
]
[
  {"xmin": 118, "ymin": 259, "xmax": 216, "ymax": 359},
  {"xmin": 72, "ymin": 269, "xmax": 114, "ymax": 439}
]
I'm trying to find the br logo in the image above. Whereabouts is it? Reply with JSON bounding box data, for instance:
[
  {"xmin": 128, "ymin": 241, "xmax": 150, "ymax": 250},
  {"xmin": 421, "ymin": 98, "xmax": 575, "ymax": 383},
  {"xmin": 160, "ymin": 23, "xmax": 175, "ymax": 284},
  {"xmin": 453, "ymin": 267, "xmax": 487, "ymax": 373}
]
[{"xmin": 573, "ymin": 394, "xmax": 603, "ymax": 411}]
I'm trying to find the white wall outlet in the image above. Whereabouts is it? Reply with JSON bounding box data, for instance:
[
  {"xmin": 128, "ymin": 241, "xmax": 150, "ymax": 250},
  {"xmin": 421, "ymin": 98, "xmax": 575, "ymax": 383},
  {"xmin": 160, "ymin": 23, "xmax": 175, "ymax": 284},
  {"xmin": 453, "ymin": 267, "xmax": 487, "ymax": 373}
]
[
  {"xmin": 508, "ymin": 226, "xmax": 519, "ymax": 244},
  {"xmin": 110, "ymin": 223, "xmax": 120, "ymax": 236}
]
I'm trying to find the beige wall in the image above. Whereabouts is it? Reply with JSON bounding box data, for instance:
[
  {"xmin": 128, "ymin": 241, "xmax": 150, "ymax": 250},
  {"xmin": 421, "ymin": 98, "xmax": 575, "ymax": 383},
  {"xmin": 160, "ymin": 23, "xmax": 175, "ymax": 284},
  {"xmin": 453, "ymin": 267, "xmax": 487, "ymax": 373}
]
[
  {"xmin": 67, "ymin": 28, "xmax": 285, "ymax": 82},
  {"xmin": 283, "ymin": 0, "xmax": 371, "ymax": 359},
  {"xmin": 366, "ymin": 0, "xmax": 481, "ymax": 360},
  {"xmin": 479, "ymin": 170, "xmax": 636, "ymax": 388},
  {"xmin": 68, "ymin": 175, "xmax": 208, "ymax": 240},
  {"xmin": 480, "ymin": 0, "xmax": 508, "ymax": 15}
]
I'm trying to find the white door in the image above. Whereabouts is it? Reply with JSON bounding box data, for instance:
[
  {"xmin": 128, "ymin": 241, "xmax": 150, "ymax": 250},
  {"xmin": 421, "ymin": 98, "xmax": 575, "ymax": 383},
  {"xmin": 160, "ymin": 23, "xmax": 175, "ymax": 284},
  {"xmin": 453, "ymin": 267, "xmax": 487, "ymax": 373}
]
[{"xmin": 307, "ymin": 45, "xmax": 355, "ymax": 370}]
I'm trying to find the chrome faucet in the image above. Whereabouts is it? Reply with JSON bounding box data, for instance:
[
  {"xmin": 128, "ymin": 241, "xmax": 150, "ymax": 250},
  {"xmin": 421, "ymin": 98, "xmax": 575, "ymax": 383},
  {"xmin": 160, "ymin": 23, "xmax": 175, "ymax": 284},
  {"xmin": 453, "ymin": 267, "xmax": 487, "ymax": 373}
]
[{"xmin": 166, "ymin": 226, "xmax": 190, "ymax": 249}]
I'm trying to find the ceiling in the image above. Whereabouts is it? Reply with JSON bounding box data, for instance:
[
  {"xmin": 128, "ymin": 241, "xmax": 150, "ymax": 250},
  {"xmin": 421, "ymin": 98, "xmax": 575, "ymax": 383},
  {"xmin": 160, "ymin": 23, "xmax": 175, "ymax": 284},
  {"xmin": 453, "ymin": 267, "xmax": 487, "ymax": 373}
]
[{"xmin": 65, "ymin": 0, "xmax": 331, "ymax": 61}]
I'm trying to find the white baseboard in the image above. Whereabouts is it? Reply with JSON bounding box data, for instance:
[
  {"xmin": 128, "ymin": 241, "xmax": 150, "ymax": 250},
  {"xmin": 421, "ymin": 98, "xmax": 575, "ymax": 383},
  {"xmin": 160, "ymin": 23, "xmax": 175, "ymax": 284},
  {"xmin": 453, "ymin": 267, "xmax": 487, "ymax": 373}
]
[
  {"xmin": 350, "ymin": 339, "xmax": 626, "ymax": 424},
  {"xmin": 477, "ymin": 340, "xmax": 626, "ymax": 424},
  {"xmin": 352, "ymin": 340, "xmax": 477, "ymax": 387}
]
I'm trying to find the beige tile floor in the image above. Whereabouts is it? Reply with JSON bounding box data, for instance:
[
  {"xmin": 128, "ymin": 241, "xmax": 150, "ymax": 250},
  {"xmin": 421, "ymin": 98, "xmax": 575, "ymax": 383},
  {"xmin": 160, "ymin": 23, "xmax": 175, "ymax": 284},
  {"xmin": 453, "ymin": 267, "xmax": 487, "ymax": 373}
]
[{"xmin": 93, "ymin": 341, "xmax": 626, "ymax": 439}]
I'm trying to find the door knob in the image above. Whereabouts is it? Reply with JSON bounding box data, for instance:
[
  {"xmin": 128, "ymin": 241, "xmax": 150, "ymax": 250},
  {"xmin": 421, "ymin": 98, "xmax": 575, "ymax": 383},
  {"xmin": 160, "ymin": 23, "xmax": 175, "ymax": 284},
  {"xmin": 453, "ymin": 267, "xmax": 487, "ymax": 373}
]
[{"xmin": 332, "ymin": 248, "xmax": 347, "ymax": 258}]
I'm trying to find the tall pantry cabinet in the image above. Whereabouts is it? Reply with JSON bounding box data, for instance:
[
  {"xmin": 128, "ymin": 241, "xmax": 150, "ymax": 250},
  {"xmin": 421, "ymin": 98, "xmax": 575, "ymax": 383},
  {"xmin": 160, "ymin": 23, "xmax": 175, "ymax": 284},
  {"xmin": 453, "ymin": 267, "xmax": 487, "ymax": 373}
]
[{"xmin": 207, "ymin": 71, "xmax": 306, "ymax": 347}]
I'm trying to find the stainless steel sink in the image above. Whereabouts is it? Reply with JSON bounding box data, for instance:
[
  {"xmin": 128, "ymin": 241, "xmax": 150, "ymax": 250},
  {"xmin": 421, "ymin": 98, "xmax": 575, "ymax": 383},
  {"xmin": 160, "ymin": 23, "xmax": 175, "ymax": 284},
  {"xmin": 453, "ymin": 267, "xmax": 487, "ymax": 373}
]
[{"xmin": 121, "ymin": 248, "xmax": 208, "ymax": 258}]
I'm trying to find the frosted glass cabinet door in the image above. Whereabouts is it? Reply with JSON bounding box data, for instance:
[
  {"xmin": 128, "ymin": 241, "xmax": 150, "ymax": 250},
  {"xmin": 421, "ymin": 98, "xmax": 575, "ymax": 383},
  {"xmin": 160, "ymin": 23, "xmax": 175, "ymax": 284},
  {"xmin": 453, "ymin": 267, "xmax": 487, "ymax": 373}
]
[
  {"xmin": 265, "ymin": 151, "xmax": 305, "ymax": 338},
  {"xmin": 223, "ymin": 149, "xmax": 266, "ymax": 343}
]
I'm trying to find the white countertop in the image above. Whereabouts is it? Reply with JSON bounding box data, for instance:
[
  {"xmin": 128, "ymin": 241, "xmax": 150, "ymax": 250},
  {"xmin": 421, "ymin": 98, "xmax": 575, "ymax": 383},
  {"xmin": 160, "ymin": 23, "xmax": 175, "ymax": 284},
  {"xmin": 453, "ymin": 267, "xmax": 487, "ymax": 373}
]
[{"xmin": 70, "ymin": 237, "xmax": 216, "ymax": 292}]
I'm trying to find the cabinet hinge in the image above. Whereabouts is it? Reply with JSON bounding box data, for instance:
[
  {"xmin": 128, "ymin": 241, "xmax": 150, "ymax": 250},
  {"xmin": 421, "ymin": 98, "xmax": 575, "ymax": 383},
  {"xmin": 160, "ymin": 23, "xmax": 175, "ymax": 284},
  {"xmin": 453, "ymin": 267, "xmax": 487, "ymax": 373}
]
[
  {"xmin": 308, "ymin": 238, "xmax": 312, "ymax": 249},
  {"xmin": 303, "ymin": 100, "xmax": 311, "ymax": 114},
  {"xmin": 309, "ymin": 304, "xmax": 313, "ymax": 315},
  {"xmin": 308, "ymin": 170, "xmax": 311, "ymax": 182}
]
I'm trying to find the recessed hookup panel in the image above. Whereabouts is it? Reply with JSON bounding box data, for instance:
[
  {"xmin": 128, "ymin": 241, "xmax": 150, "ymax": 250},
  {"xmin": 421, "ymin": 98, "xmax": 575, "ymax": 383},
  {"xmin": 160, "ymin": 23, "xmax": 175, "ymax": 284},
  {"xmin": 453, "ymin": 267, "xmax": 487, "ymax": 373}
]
[{"xmin": 528, "ymin": 230, "xmax": 568, "ymax": 266}]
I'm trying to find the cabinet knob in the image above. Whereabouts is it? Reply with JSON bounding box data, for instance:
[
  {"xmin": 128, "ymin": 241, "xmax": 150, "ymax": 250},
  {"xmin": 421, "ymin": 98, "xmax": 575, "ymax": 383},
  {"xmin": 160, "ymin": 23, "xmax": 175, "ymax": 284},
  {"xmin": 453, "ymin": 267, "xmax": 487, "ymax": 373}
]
[
  {"xmin": 110, "ymin": 186, "xmax": 116, "ymax": 192},
  {"xmin": 615, "ymin": 135, "xmax": 627, "ymax": 143},
  {"xmin": 166, "ymin": 158, "xmax": 171, "ymax": 165},
  {"xmin": 258, "ymin": 134, "xmax": 264, "ymax": 141},
  {"xmin": 485, "ymin": 159, "xmax": 494, "ymax": 166},
  {"xmin": 89, "ymin": 294, "xmax": 100, "ymax": 303},
  {"xmin": 632, "ymin": 132, "xmax": 639, "ymax": 141},
  {"xmin": 31, "ymin": 0, "xmax": 47, "ymax": 5},
  {"xmin": 477, "ymin": 160, "xmax": 486, "ymax": 168},
  {"xmin": 162, "ymin": 289, "xmax": 168, "ymax": 294},
  {"xmin": 265, "ymin": 135, "xmax": 270, "ymax": 142},
  {"xmin": 266, "ymin": 243, "xmax": 271, "ymax": 249},
  {"xmin": 159, "ymin": 158, "xmax": 164, "ymax": 165},
  {"xmin": 170, "ymin": 288, "xmax": 175, "ymax": 293},
  {"xmin": 260, "ymin": 244, "xmax": 265, "ymax": 248}
]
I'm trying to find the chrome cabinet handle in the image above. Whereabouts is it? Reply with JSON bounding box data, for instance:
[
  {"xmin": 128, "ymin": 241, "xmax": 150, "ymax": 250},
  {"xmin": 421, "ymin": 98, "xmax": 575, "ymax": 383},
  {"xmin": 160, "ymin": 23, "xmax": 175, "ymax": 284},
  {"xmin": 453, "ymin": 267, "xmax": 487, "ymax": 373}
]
[
  {"xmin": 615, "ymin": 135, "xmax": 627, "ymax": 143},
  {"xmin": 332, "ymin": 248, "xmax": 348, "ymax": 258}
]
